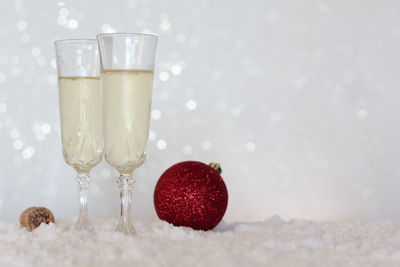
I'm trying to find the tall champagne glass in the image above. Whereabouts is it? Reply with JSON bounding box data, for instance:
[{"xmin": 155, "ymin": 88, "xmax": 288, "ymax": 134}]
[
  {"xmin": 97, "ymin": 33, "xmax": 158, "ymax": 234},
  {"xmin": 55, "ymin": 39, "xmax": 103, "ymax": 230}
]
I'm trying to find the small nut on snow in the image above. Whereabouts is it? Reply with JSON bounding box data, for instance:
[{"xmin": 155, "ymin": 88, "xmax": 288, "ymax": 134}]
[{"xmin": 20, "ymin": 207, "xmax": 55, "ymax": 231}]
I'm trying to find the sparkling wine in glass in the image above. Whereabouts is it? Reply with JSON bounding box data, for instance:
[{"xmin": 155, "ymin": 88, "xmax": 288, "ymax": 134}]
[
  {"xmin": 97, "ymin": 33, "xmax": 158, "ymax": 234},
  {"xmin": 55, "ymin": 39, "xmax": 103, "ymax": 231}
]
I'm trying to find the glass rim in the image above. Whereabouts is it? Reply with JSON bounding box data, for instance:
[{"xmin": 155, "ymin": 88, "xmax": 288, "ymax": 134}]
[
  {"xmin": 54, "ymin": 38, "xmax": 97, "ymax": 45},
  {"xmin": 96, "ymin": 32, "xmax": 159, "ymax": 39}
]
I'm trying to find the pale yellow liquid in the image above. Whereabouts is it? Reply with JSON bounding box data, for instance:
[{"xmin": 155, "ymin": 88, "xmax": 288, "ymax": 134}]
[
  {"xmin": 102, "ymin": 70, "xmax": 154, "ymax": 174},
  {"xmin": 58, "ymin": 77, "xmax": 103, "ymax": 173}
]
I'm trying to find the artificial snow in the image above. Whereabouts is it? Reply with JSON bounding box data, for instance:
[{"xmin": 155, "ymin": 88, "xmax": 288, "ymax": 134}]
[{"xmin": 1, "ymin": 216, "xmax": 400, "ymax": 266}]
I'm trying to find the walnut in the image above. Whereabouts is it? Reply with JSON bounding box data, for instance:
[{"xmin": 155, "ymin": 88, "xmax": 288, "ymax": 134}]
[{"xmin": 20, "ymin": 207, "xmax": 55, "ymax": 231}]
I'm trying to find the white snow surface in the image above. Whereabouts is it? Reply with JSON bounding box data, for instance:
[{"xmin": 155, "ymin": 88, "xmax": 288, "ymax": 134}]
[{"xmin": 1, "ymin": 216, "xmax": 400, "ymax": 267}]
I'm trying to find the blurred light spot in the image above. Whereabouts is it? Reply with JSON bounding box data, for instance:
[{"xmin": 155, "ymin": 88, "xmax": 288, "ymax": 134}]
[
  {"xmin": 53, "ymin": 121, "xmax": 60, "ymax": 135},
  {"xmin": 182, "ymin": 145, "xmax": 193, "ymax": 155},
  {"xmin": 317, "ymin": 2, "xmax": 330, "ymax": 13},
  {"xmin": 160, "ymin": 20, "xmax": 171, "ymax": 31},
  {"xmin": 149, "ymin": 130, "xmax": 156, "ymax": 141},
  {"xmin": 245, "ymin": 131, "xmax": 254, "ymax": 139},
  {"xmin": 277, "ymin": 162, "xmax": 287, "ymax": 172},
  {"xmin": 151, "ymin": 109, "xmax": 161, "ymax": 120},
  {"xmin": 159, "ymin": 90, "xmax": 169, "ymax": 101},
  {"xmin": 33, "ymin": 123, "xmax": 51, "ymax": 141},
  {"xmin": 141, "ymin": 9, "xmax": 150, "ymax": 18},
  {"xmin": 59, "ymin": 8, "xmax": 70, "ymax": 17},
  {"xmin": 16, "ymin": 174, "xmax": 29, "ymax": 186},
  {"xmin": 17, "ymin": 20, "xmax": 27, "ymax": 31},
  {"xmin": 294, "ymin": 76, "xmax": 307, "ymax": 90},
  {"xmin": 240, "ymin": 163, "xmax": 250, "ymax": 173},
  {"xmin": 159, "ymin": 13, "xmax": 169, "ymax": 20},
  {"xmin": 14, "ymin": 0, "xmax": 23, "ymax": 12},
  {"xmin": 245, "ymin": 142, "xmax": 256, "ymax": 152},
  {"xmin": 189, "ymin": 34, "xmax": 200, "ymax": 48},
  {"xmin": 57, "ymin": 16, "xmax": 67, "ymax": 26},
  {"xmin": 186, "ymin": 88, "xmax": 195, "ymax": 98},
  {"xmin": 268, "ymin": 11, "xmax": 279, "ymax": 21},
  {"xmin": 218, "ymin": 101, "xmax": 227, "ymax": 110},
  {"xmin": 48, "ymin": 75, "xmax": 58, "ymax": 85},
  {"xmin": 156, "ymin": 139, "xmax": 167, "ymax": 150},
  {"xmin": 201, "ymin": 140, "xmax": 212, "ymax": 151},
  {"xmin": 176, "ymin": 60, "xmax": 186, "ymax": 68},
  {"xmin": 171, "ymin": 64, "xmax": 182, "ymax": 75},
  {"xmin": 11, "ymin": 192, "xmax": 21, "ymax": 201},
  {"xmin": 176, "ymin": 34, "xmax": 186, "ymax": 43},
  {"xmin": 270, "ymin": 112, "xmax": 281, "ymax": 122},
  {"xmin": 67, "ymin": 19, "xmax": 79, "ymax": 29},
  {"xmin": 41, "ymin": 183, "xmax": 57, "ymax": 197},
  {"xmin": 20, "ymin": 33, "xmax": 31, "ymax": 43},
  {"xmin": 126, "ymin": 0, "xmax": 137, "ymax": 8},
  {"xmin": 311, "ymin": 159, "xmax": 329, "ymax": 169},
  {"xmin": 51, "ymin": 58, "xmax": 57, "ymax": 69},
  {"xmin": 0, "ymin": 73, "xmax": 6, "ymax": 83},
  {"xmin": 0, "ymin": 55, "xmax": 8, "ymax": 64},
  {"xmin": 101, "ymin": 168, "xmax": 111, "ymax": 178},
  {"xmin": 142, "ymin": 29, "xmax": 152, "ymax": 34},
  {"xmin": 10, "ymin": 56, "xmax": 20, "ymax": 65},
  {"xmin": 333, "ymin": 85, "xmax": 343, "ymax": 95},
  {"xmin": 357, "ymin": 109, "xmax": 368, "ymax": 120},
  {"xmin": 0, "ymin": 102, "xmax": 7, "ymax": 113},
  {"xmin": 186, "ymin": 100, "xmax": 197, "ymax": 111},
  {"xmin": 231, "ymin": 107, "xmax": 241, "ymax": 117},
  {"xmin": 246, "ymin": 67, "xmax": 263, "ymax": 76},
  {"xmin": 159, "ymin": 71, "xmax": 169, "ymax": 81},
  {"xmin": 135, "ymin": 18, "xmax": 145, "ymax": 28},
  {"xmin": 42, "ymin": 123, "xmax": 52, "ymax": 134},
  {"xmin": 13, "ymin": 140, "xmax": 23, "ymax": 150},
  {"xmin": 36, "ymin": 56, "xmax": 46, "ymax": 66},
  {"xmin": 57, "ymin": 1, "xmax": 66, "ymax": 6},
  {"xmin": 362, "ymin": 188, "xmax": 372, "ymax": 198},
  {"xmin": 357, "ymin": 98, "xmax": 367, "ymax": 107},
  {"xmin": 170, "ymin": 51, "xmax": 180, "ymax": 60},
  {"xmin": 22, "ymin": 146, "xmax": 35, "ymax": 159},
  {"xmin": 76, "ymin": 55, "xmax": 83, "ymax": 66},
  {"xmin": 212, "ymin": 69, "xmax": 222, "ymax": 79},
  {"xmin": 10, "ymin": 129, "xmax": 20, "ymax": 139},
  {"xmin": 11, "ymin": 67, "xmax": 20, "ymax": 76},
  {"xmin": 31, "ymin": 47, "xmax": 41, "ymax": 58},
  {"xmin": 294, "ymin": 80, "xmax": 304, "ymax": 90},
  {"xmin": 102, "ymin": 24, "xmax": 116, "ymax": 33}
]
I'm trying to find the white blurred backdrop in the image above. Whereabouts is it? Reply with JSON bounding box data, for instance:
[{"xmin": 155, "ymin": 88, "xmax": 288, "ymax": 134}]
[{"xmin": 1, "ymin": 0, "xmax": 400, "ymax": 222}]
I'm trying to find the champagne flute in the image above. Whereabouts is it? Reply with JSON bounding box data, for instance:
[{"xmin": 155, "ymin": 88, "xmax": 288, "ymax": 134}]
[
  {"xmin": 55, "ymin": 39, "xmax": 103, "ymax": 230},
  {"xmin": 97, "ymin": 33, "xmax": 158, "ymax": 234}
]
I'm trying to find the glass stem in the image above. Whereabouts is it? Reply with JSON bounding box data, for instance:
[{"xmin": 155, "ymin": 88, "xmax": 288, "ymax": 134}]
[
  {"xmin": 76, "ymin": 172, "xmax": 91, "ymax": 230},
  {"xmin": 116, "ymin": 173, "xmax": 135, "ymax": 234}
]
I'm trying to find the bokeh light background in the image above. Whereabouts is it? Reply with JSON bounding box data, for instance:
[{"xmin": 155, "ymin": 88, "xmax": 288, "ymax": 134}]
[{"xmin": 1, "ymin": 0, "xmax": 400, "ymax": 222}]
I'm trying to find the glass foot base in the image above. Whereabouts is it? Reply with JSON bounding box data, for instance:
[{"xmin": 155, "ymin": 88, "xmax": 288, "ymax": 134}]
[
  {"xmin": 73, "ymin": 221, "xmax": 94, "ymax": 232},
  {"xmin": 115, "ymin": 222, "xmax": 135, "ymax": 235}
]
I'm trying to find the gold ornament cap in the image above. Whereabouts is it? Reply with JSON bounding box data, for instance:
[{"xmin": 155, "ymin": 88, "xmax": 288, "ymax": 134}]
[{"xmin": 209, "ymin": 162, "xmax": 222, "ymax": 174}]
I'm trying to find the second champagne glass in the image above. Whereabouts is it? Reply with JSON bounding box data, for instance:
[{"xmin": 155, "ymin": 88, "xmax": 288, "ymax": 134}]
[
  {"xmin": 55, "ymin": 39, "xmax": 103, "ymax": 231},
  {"xmin": 97, "ymin": 33, "xmax": 158, "ymax": 234}
]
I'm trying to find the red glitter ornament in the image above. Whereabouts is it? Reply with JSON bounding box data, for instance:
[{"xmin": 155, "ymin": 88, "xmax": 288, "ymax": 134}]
[{"xmin": 154, "ymin": 161, "xmax": 228, "ymax": 231}]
